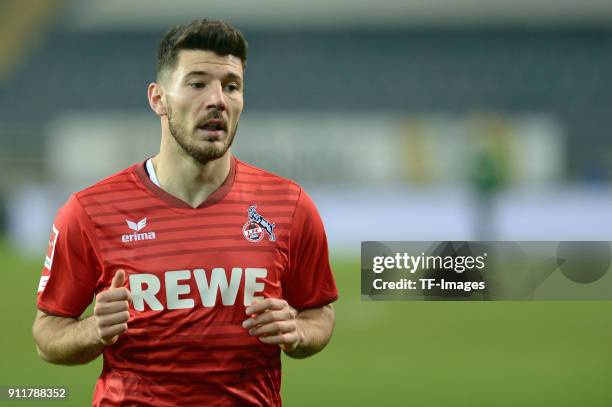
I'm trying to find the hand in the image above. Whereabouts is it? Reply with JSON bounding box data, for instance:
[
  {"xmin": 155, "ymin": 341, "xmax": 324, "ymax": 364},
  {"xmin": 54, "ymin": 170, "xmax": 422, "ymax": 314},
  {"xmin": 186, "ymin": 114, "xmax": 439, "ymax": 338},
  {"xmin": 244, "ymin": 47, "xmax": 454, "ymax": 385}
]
[
  {"xmin": 242, "ymin": 298, "xmax": 302, "ymax": 352},
  {"xmin": 93, "ymin": 269, "xmax": 132, "ymax": 346}
]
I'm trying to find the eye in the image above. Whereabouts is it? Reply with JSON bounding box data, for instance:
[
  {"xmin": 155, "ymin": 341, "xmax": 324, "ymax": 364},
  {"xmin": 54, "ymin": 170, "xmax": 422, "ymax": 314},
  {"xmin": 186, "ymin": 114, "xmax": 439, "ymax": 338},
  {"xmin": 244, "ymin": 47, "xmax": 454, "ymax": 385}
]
[
  {"xmin": 224, "ymin": 83, "xmax": 240, "ymax": 92},
  {"xmin": 189, "ymin": 82, "xmax": 205, "ymax": 89}
]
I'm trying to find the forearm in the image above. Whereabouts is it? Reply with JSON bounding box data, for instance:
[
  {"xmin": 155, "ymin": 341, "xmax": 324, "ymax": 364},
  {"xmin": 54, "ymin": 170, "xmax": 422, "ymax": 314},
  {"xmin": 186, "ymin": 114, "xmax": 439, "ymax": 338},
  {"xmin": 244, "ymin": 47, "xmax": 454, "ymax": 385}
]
[
  {"xmin": 32, "ymin": 312, "xmax": 105, "ymax": 365},
  {"xmin": 284, "ymin": 304, "xmax": 335, "ymax": 359}
]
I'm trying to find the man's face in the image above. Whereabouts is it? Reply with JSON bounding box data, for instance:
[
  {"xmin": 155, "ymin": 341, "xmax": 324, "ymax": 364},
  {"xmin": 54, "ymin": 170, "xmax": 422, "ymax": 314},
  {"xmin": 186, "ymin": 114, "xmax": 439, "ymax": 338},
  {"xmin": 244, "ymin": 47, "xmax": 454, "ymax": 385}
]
[{"xmin": 161, "ymin": 49, "xmax": 244, "ymax": 164}]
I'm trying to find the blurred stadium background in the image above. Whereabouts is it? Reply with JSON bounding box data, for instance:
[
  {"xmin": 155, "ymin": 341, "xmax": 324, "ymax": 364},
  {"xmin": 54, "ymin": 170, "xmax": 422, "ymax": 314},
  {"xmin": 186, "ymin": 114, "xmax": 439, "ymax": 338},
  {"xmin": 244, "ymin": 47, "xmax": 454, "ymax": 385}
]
[{"xmin": 1, "ymin": 0, "xmax": 612, "ymax": 405}]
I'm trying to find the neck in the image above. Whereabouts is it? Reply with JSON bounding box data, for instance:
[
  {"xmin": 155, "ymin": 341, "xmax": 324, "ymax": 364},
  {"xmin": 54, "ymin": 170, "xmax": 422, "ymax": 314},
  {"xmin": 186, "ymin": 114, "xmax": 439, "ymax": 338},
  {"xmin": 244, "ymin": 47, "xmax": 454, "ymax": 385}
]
[{"xmin": 152, "ymin": 131, "xmax": 231, "ymax": 208}]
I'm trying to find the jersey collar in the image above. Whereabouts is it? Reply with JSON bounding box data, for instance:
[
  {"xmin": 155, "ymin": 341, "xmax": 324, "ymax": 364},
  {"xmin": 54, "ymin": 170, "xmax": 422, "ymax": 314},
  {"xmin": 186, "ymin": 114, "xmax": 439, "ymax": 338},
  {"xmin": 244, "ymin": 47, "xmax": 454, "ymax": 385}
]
[{"xmin": 134, "ymin": 156, "xmax": 237, "ymax": 209}]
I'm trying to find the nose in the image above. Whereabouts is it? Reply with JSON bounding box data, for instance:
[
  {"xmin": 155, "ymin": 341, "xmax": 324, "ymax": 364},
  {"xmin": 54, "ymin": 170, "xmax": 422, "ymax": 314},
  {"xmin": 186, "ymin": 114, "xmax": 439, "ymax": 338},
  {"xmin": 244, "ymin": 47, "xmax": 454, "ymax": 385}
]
[{"xmin": 206, "ymin": 82, "xmax": 226, "ymax": 111}]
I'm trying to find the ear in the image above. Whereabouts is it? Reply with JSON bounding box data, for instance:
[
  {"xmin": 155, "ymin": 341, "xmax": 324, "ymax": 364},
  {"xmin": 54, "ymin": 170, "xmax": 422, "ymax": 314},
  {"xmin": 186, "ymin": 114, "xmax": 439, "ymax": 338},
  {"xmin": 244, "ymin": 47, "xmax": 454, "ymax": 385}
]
[{"xmin": 148, "ymin": 82, "xmax": 167, "ymax": 116}]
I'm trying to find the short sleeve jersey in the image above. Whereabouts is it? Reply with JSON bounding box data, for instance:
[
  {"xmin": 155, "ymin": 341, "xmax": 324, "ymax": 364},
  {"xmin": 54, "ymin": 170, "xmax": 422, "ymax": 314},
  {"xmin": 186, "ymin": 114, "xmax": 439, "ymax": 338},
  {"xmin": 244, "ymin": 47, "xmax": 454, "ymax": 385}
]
[{"xmin": 37, "ymin": 157, "xmax": 338, "ymax": 406}]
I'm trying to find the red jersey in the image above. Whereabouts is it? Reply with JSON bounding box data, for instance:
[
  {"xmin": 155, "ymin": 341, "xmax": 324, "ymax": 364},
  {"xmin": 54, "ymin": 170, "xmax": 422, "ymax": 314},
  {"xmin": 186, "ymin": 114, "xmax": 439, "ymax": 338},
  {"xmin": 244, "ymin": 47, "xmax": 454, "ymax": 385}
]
[{"xmin": 37, "ymin": 157, "xmax": 338, "ymax": 406}]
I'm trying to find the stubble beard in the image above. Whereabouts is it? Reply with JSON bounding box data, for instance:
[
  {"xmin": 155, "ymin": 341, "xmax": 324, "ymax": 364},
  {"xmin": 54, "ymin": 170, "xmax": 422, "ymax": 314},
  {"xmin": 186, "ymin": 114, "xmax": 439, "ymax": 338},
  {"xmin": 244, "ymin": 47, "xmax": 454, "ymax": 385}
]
[{"xmin": 166, "ymin": 104, "xmax": 237, "ymax": 165}]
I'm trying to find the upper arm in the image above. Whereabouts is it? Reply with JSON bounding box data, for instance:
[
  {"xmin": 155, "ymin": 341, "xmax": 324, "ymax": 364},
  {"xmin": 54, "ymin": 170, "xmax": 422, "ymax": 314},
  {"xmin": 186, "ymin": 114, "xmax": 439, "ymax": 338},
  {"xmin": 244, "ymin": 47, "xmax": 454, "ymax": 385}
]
[{"xmin": 34, "ymin": 309, "xmax": 47, "ymax": 322}]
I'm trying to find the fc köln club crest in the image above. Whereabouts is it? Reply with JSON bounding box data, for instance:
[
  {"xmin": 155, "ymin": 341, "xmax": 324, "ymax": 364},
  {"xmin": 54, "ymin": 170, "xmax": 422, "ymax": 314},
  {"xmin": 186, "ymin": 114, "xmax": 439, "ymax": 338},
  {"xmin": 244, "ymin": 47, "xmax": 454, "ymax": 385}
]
[{"xmin": 243, "ymin": 205, "xmax": 275, "ymax": 242}]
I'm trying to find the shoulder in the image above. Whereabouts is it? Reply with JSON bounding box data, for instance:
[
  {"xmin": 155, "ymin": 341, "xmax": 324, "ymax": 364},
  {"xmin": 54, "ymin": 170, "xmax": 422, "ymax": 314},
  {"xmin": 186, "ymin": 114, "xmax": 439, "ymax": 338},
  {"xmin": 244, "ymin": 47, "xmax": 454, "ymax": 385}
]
[
  {"xmin": 235, "ymin": 158, "xmax": 303, "ymax": 197},
  {"xmin": 54, "ymin": 163, "xmax": 143, "ymax": 227},
  {"xmin": 73, "ymin": 163, "xmax": 142, "ymax": 202},
  {"xmin": 233, "ymin": 159, "xmax": 324, "ymax": 224},
  {"xmin": 233, "ymin": 159, "xmax": 324, "ymax": 227}
]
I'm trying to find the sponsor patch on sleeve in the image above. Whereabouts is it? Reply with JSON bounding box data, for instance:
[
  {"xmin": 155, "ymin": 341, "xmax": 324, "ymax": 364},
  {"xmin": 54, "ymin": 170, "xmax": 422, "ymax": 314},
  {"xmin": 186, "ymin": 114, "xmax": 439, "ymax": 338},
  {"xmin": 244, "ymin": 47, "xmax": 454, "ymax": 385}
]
[{"xmin": 44, "ymin": 224, "xmax": 59, "ymax": 271}]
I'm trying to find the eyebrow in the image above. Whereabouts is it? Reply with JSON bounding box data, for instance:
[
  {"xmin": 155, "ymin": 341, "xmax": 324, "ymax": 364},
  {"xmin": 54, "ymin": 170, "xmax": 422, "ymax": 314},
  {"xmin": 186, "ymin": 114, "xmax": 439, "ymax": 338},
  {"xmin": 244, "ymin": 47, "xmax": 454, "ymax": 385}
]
[{"xmin": 184, "ymin": 70, "xmax": 242, "ymax": 83}]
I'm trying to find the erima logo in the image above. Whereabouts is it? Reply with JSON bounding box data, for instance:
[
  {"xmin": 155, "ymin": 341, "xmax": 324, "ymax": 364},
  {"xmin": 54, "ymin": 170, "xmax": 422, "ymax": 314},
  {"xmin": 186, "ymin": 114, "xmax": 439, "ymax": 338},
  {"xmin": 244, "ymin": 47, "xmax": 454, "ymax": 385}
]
[
  {"xmin": 122, "ymin": 217, "xmax": 156, "ymax": 243},
  {"xmin": 127, "ymin": 218, "xmax": 147, "ymax": 231}
]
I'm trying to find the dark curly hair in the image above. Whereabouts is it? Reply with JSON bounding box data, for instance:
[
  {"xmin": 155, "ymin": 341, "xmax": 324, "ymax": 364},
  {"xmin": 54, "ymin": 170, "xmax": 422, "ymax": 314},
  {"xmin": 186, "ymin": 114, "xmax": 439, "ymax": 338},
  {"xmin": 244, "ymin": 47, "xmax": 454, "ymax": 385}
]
[{"xmin": 156, "ymin": 19, "xmax": 248, "ymax": 80}]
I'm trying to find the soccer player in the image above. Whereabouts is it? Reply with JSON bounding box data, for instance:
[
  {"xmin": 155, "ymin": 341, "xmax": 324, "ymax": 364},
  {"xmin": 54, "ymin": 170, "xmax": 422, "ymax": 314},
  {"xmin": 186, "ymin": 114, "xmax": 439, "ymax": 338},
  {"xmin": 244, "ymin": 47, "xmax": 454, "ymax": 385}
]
[{"xmin": 32, "ymin": 19, "xmax": 338, "ymax": 406}]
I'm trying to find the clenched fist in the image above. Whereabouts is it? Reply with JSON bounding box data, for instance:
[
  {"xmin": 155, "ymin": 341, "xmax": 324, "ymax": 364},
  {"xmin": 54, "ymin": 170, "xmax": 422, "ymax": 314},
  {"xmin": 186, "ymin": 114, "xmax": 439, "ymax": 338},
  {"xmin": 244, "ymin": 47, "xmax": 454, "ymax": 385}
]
[
  {"xmin": 93, "ymin": 269, "xmax": 132, "ymax": 345},
  {"xmin": 242, "ymin": 298, "xmax": 302, "ymax": 352}
]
